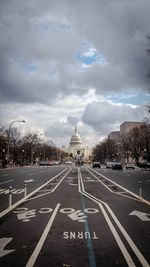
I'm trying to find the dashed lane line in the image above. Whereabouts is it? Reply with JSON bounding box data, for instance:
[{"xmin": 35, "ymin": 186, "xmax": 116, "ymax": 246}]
[
  {"xmin": 26, "ymin": 168, "xmax": 72, "ymax": 201},
  {"xmin": 0, "ymin": 168, "xmax": 70, "ymax": 219},
  {"xmin": 87, "ymin": 167, "xmax": 150, "ymax": 206},
  {"xmin": 0, "ymin": 179, "xmax": 13, "ymax": 185}
]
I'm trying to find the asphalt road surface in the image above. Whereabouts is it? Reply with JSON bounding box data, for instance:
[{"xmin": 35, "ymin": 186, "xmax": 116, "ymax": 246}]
[{"xmin": 0, "ymin": 165, "xmax": 150, "ymax": 267}]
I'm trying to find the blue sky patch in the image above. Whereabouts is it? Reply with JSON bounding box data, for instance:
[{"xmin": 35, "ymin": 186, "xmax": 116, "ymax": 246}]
[
  {"xmin": 23, "ymin": 63, "xmax": 38, "ymax": 73},
  {"xmin": 77, "ymin": 42, "xmax": 107, "ymax": 66},
  {"xmin": 108, "ymin": 91, "xmax": 150, "ymax": 105}
]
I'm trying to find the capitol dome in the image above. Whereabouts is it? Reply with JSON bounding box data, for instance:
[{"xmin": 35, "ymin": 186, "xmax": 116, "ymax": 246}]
[
  {"xmin": 66, "ymin": 126, "xmax": 91, "ymax": 161},
  {"xmin": 69, "ymin": 126, "xmax": 83, "ymax": 147}
]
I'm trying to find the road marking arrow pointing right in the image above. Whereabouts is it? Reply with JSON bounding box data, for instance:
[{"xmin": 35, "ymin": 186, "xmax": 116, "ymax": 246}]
[
  {"xmin": 0, "ymin": 238, "xmax": 15, "ymax": 257},
  {"xmin": 129, "ymin": 210, "xmax": 150, "ymax": 221}
]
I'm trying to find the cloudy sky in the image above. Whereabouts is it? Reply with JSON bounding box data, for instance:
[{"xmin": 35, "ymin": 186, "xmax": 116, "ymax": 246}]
[{"xmin": 0, "ymin": 0, "xmax": 150, "ymax": 148}]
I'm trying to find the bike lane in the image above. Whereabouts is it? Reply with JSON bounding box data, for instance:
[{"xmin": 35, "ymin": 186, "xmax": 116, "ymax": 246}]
[
  {"xmin": 82, "ymin": 167, "xmax": 150, "ymax": 267},
  {"xmin": 0, "ymin": 166, "xmax": 68, "ymax": 212},
  {"xmin": 0, "ymin": 167, "xmax": 129, "ymax": 267}
]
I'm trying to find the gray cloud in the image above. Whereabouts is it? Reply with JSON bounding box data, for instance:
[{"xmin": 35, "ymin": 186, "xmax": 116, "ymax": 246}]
[
  {"xmin": 0, "ymin": 0, "xmax": 150, "ymax": 146},
  {"xmin": 67, "ymin": 116, "xmax": 79, "ymax": 125},
  {"xmin": 0, "ymin": 0, "xmax": 150, "ymax": 105},
  {"xmin": 69, "ymin": 0, "xmax": 150, "ymax": 93},
  {"xmin": 82, "ymin": 101, "xmax": 147, "ymax": 135}
]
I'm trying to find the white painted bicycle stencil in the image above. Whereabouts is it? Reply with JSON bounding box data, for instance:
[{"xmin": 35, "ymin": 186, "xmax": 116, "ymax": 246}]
[
  {"xmin": 60, "ymin": 208, "xmax": 99, "ymax": 222},
  {"xmin": 13, "ymin": 207, "xmax": 53, "ymax": 222},
  {"xmin": 13, "ymin": 207, "xmax": 99, "ymax": 223}
]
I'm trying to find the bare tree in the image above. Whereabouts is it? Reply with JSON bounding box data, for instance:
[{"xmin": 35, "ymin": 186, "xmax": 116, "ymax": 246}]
[
  {"xmin": 8, "ymin": 127, "xmax": 22, "ymax": 163},
  {"xmin": 127, "ymin": 126, "xmax": 145, "ymax": 163},
  {"xmin": 22, "ymin": 133, "xmax": 40, "ymax": 164},
  {"xmin": 140, "ymin": 123, "xmax": 150, "ymax": 162},
  {"xmin": 92, "ymin": 137, "xmax": 119, "ymax": 162},
  {"xmin": 121, "ymin": 134, "xmax": 131, "ymax": 163},
  {"xmin": 0, "ymin": 127, "xmax": 7, "ymax": 167}
]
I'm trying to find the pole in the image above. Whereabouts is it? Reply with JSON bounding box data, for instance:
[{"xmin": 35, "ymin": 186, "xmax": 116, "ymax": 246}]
[
  {"xmin": 44, "ymin": 145, "xmax": 46, "ymax": 161},
  {"xmin": 24, "ymin": 182, "xmax": 27, "ymax": 197},
  {"xmin": 139, "ymin": 181, "xmax": 142, "ymax": 198},
  {"xmin": 9, "ymin": 186, "xmax": 12, "ymax": 207}
]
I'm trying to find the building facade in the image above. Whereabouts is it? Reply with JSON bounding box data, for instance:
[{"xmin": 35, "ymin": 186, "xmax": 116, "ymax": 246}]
[
  {"xmin": 120, "ymin": 121, "xmax": 145, "ymax": 136},
  {"xmin": 67, "ymin": 126, "xmax": 91, "ymax": 162},
  {"xmin": 108, "ymin": 131, "xmax": 121, "ymax": 141}
]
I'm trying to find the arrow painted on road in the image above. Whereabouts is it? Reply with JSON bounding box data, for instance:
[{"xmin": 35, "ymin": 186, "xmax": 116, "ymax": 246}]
[
  {"xmin": 0, "ymin": 238, "xmax": 15, "ymax": 257},
  {"xmin": 129, "ymin": 210, "xmax": 150, "ymax": 221}
]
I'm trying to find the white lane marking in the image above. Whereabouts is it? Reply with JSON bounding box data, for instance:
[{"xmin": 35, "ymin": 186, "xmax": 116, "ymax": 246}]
[
  {"xmin": 117, "ymin": 193, "xmax": 139, "ymax": 201},
  {"xmin": 0, "ymin": 179, "xmax": 13, "ymax": 185},
  {"xmin": 68, "ymin": 183, "xmax": 78, "ymax": 186},
  {"xmin": 78, "ymin": 168, "xmax": 150, "ymax": 267},
  {"xmin": 129, "ymin": 210, "xmax": 150, "ymax": 221},
  {"xmin": 0, "ymin": 238, "xmax": 15, "ymax": 257},
  {"xmin": 0, "ymin": 188, "xmax": 24, "ymax": 194},
  {"xmin": 99, "ymin": 203, "xmax": 136, "ymax": 267},
  {"xmin": 78, "ymin": 169, "xmax": 136, "ymax": 267},
  {"xmin": 26, "ymin": 203, "xmax": 60, "ymax": 267},
  {"xmin": 104, "ymin": 202, "xmax": 150, "ymax": 267},
  {"xmin": 27, "ymin": 168, "xmax": 72, "ymax": 201},
  {"xmin": 87, "ymin": 167, "xmax": 150, "ymax": 206},
  {"xmin": 24, "ymin": 179, "xmax": 34, "ymax": 183},
  {"xmin": 16, "ymin": 209, "xmax": 36, "ymax": 222},
  {"xmin": 0, "ymin": 167, "xmax": 69, "ymax": 218}
]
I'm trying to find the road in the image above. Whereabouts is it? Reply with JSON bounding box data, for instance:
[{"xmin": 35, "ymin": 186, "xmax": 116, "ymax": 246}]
[{"xmin": 0, "ymin": 165, "xmax": 150, "ymax": 267}]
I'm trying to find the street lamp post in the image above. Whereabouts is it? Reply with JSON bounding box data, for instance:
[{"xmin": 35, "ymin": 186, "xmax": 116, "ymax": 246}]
[
  {"xmin": 144, "ymin": 148, "xmax": 147, "ymax": 163},
  {"xmin": 2, "ymin": 149, "xmax": 6, "ymax": 168},
  {"xmin": 7, "ymin": 120, "xmax": 26, "ymax": 164}
]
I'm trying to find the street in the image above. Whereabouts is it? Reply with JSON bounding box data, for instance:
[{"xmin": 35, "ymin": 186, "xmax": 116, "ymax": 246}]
[{"xmin": 0, "ymin": 165, "xmax": 150, "ymax": 267}]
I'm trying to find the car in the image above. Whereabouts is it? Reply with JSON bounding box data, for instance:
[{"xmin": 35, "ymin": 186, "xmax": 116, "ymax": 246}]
[
  {"xmin": 39, "ymin": 161, "xmax": 48, "ymax": 166},
  {"xmin": 92, "ymin": 161, "xmax": 101, "ymax": 168},
  {"xmin": 126, "ymin": 163, "xmax": 135, "ymax": 169},
  {"xmin": 106, "ymin": 162, "xmax": 114, "ymax": 169},
  {"xmin": 112, "ymin": 162, "xmax": 123, "ymax": 170},
  {"xmin": 65, "ymin": 161, "xmax": 72, "ymax": 164},
  {"xmin": 136, "ymin": 162, "xmax": 150, "ymax": 168}
]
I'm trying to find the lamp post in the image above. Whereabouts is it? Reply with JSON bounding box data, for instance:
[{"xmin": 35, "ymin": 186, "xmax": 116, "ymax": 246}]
[
  {"xmin": 144, "ymin": 148, "xmax": 147, "ymax": 163},
  {"xmin": 7, "ymin": 120, "xmax": 26, "ymax": 164},
  {"xmin": 2, "ymin": 149, "xmax": 6, "ymax": 168}
]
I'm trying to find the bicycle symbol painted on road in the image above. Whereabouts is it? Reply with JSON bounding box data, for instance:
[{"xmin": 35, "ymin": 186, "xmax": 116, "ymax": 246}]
[
  {"xmin": 13, "ymin": 206, "xmax": 99, "ymax": 223},
  {"xmin": 13, "ymin": 207, "xmax": 53, "ymax": 222},
  {"xmin": 60, "ymin": 208, "xmax": 99, "ymax": 222}
]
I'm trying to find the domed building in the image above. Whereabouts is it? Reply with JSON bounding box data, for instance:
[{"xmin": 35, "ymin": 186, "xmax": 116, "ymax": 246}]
[{"xmin": 67, "ymin": 126, "xmax": 91, "ymax": 161}]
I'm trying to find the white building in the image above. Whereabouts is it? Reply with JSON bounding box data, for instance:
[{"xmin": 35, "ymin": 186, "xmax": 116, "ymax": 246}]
[{"xmin": 67, "ymin": 126, "xmax": 91, "ymax": 161}]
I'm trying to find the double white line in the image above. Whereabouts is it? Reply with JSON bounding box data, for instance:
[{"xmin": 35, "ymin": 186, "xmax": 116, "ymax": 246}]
[{"xmin": 78, "ymin": 168, "xmax": 150, "ymax": 267}]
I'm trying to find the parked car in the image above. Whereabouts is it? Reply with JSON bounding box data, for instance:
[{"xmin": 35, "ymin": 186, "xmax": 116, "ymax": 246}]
[
  {"xmin": 136, "ymin": 162, "xmax": 150, "ymax": 168},
  {"xmin": 112, "ymin": 162, "xmax": 123, "ymax": 170},
  {"xmin": 126, "ymin": 163, "xmax": 135, "ymax": 169},
  {"xmin": 106, "ymin": 162, "xmax": 114, "ymax": 169},
  {"xmin": 93, "ymin": 161, "xmax": 101, "ymax": 168},
  {"xmin": 39, "ymin": 161, "xmax": 48, "ymax": 166}
]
